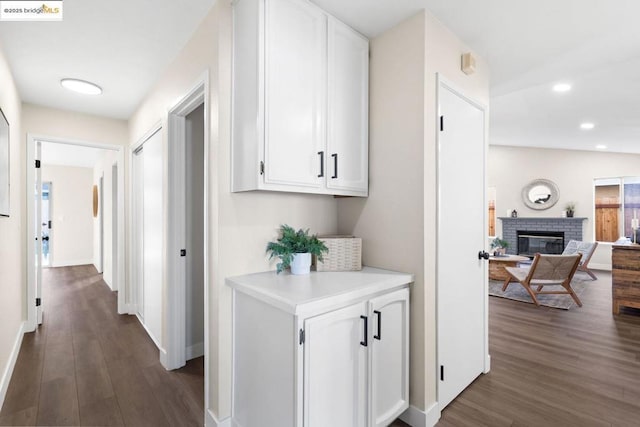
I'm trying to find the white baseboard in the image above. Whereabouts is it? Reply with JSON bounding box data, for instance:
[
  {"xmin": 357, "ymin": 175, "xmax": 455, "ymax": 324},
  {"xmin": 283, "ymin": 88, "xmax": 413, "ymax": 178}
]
[
  {"xmin": 0, "ymin": 321, "xmax": 25, "ymax": 411},
  {"xmin": 206, "ymin": 409, "xmax": 230, "ymax": 427},
  {"xmin": 186, "ymin": 342, "xmax": 204, "ymax": 360},
  {"xmin": 400, "ymin": 403, "xmax": 440, "ymax": 427},
  {"xmin": 159, "ymin": 347, "xmax": 168, "ymax": 369},
  {"xmin": 51, "ymin": 259, "xmax": 94, "ymax": 268}
]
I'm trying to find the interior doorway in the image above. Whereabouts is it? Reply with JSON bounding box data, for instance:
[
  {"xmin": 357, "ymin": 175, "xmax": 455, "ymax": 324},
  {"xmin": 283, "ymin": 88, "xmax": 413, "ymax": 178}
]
[
  {"xmin": 164, "ymin": 77, "xmax": 209, "ymax": 423},
  {"xmin": 26, "ymin": 135, "xmax": 126, "ymax": 332}
]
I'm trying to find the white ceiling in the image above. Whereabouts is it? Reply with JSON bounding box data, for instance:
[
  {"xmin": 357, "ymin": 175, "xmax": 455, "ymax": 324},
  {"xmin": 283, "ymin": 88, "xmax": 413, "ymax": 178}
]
[
  {"xmin": 0, "ymin": 0, "xmax": 215, "ymax": 119},
  {"xmin": 1, "ymin": 0, "xmax": 639, "ymax": 153},
  {"xmin": 41, "ymin": 142, "xmax": 108, "ymax": 168}
]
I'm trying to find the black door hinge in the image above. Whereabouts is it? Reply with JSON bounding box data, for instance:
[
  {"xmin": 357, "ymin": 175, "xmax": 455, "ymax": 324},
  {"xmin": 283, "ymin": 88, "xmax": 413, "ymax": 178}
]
[
  {"xmin": 299, "ymin": 329, "xmax": 305, "ymax": 345},
  {"xmin": 440, "ymin": 116, "xmax": 444, "ymax": 132},
  {"xmin": 35, "ymin": 160, "xmax": 41, "ymax": 168},
  {"xmin": 180, "ymin": 249, "xmax": 186, "ymax": 257},
  {"xmin": 440, "ymin": 365, "xmax": 444, "ymax": 381},
  {"xmin": 36, "ymin": 298, "xmax": 41, "ymax": 307},
  {"xmin": 48, "ymin": 220, "xmax": 52, "ymax": 229},
  {"xmin": 260, "ymin": 161, "xmax": 265, "ymax": 175}
]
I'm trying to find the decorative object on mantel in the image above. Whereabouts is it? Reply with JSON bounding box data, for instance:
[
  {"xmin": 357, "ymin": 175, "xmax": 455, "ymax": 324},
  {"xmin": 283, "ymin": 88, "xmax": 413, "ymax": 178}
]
[
  {"xmin": 511, "ymin": 209, "xmax": 518, "ymax": 218},
  {"xmin": 564, "ymin": 202, "xmax": 576, "ymax": 217},
  {"xmin": 490, "ymin": 237, "xmax": 509, "ymax": 256},
  {"xmin": 522, "ymin": 178, "xmax": 559, "ymax": 210},
  {"xmin": 266, "ymin": 224, "xmax": 328, "ymax": 275},
  {"xmin": 315, "ymin": 235, "xmax": 362, "ymax": 271}
]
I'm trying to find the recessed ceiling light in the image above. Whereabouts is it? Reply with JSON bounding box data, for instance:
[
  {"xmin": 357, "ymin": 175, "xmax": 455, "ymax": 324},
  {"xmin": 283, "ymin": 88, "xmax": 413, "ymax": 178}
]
[
  {"xmin": 596, "ymin": 144, "xmax": 607, "ymax": 150},
  {"xmin": 552, "ymin": 83, "xmax": 571, "ymax": 92},
  {"xmin": 580, "ymin": 122, "xmax": 595, "ymax": 130},
  {"xmin": 60, "ymin": 78, "xmax": 102, "ymax": 95}
]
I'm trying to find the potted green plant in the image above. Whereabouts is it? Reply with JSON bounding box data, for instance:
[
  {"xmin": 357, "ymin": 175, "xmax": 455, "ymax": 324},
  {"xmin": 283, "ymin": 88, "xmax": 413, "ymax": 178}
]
[
  {"xmin": 266, "ymin": 225, "xmax": 329, "ymax": 274},
  {"xmin": 490, "ymin": 237, "xmax": 509, "ymax": 256},
  {"xmin": 565, "ymin": 202, "xmax": 576, "ymax": 217}
]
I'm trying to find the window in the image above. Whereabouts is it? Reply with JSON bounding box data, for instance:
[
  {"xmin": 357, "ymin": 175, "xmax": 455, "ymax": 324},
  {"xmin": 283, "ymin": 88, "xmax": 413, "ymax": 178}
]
[{"xmin": 594, "ymin": 177, "xmax": 640, "ymax": 242}]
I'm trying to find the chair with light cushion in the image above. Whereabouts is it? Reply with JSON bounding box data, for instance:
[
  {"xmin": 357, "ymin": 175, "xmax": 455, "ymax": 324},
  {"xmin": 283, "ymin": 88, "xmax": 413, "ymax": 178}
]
[
  {"xmin": 562, "ymin": 240, "xmax": 599, "ymax": 280},
  {"xmin": 502, "ymin": 253, "xmax": 583, "ymax": 307}
]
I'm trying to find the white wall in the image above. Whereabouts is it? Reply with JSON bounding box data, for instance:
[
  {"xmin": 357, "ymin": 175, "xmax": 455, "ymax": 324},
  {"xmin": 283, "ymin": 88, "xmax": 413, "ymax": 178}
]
[
  {"xmin": 0, "ymin": 41, "xmax": 24, "ymax": 410},
  {"xmin": 489, "ymin": 145, "xmax": 640, "ymax": 269},
  {"xmin": 93, "ymin": 149, "xmax": 119, "ymax": 287},
  {"xmin": 337, "ymin": 9, "xmax": 490, "ymax": 416},
  {"xmin": 128, "ymin": 1, "xmax": 337, "ymax": 419},
  {"xmin": 41, "ymin": 165, "xmax": 94, "ymax": 267}
]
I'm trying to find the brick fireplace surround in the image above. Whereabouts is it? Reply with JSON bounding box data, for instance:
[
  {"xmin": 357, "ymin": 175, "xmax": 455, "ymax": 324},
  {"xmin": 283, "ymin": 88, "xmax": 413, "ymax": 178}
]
[{"xmin": 499, "ymin": 217, "xmax": 587, "ymax": 256}]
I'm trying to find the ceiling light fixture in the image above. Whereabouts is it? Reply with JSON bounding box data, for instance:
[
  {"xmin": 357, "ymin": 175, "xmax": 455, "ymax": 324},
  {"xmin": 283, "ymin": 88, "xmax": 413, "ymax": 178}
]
[
  {"xmin": 60, "ymin": 78, "xmax": 102, "ymax": 95},
  {"xmin": 596, "ymin": 144, "xmax": 607, "ymax": 150},
  {"xmin": 580, "ymin": 122, "xmax": 595, "ymax": 130},
  {"xmin": 552, "ymin": 83, "xmax": 571, "ymax": 92}
]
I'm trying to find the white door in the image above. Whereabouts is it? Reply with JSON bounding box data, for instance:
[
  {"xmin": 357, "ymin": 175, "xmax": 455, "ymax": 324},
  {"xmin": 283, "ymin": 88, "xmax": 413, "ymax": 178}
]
[
  {"xmin": 437, "ymin": 79, "xmax": 488, "ymax": 409},
  {"xmin": 304, "ymin": 302, "xmax": 368, "ymax": 427},
  {"xmin": 133, "ymin": 129, "xmax": 163, "ymax": 347},
  {"xmin": 370, "ymin": 288, "xmax": 409, "ymax": 427},
  {"xmin": 326, "ymin": 17, "xmax": 369, "ymax": 195},
  {"xmin": 35, "ymin": 142, "xmax": 43, "ymax": 325},
  {"xmin": 264, "ymin": 0, "xmax": 326, "ymax": 188}
]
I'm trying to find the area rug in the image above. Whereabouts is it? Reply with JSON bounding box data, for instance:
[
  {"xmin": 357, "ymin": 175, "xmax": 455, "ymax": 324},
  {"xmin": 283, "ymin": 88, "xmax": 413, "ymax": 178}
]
[{"xmin": 489, "ymin": 273, "xmax": 591, "ymax": 309}]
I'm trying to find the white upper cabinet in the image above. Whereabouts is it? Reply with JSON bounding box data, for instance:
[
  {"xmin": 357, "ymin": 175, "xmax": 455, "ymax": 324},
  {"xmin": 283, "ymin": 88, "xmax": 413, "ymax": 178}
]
[
  {"xmin": 264, "ymin": 0, "xmax": 326, "ymax": 189},
  {"xmin": 326, "ymin": 17, "xmax": 369, "ymax": 195},
  {"xmin": 232, "ymin": 0, "xmax": 369, "ymax": 196}
]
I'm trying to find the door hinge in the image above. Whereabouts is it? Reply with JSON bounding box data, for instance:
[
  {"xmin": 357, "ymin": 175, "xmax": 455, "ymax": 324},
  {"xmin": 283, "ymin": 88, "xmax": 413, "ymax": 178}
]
[
  {"xmin": 35, "ymin": 159, "xmax": 41, "ymax": 168},
  {"xmin": 180, "ymin": 249, "xmax": 186, "ymax": 257},
  {"xmin": 440, "ymin": 116, "xmax": 444, "ymax": 132},
  {"xmin": 299, "ymin": 329, "xmax": 305, "ymax": 345},
  {"xmin": 260, "ymin": 161, "xmax": 265, "ymax": 175},
  {"xmin": 440, "ymin": 365, "xmax": 444, "ymax": 381},
  {"xmin": 36, "ymin": 298, "xmax": 41, "ymax": 307},
  {"xmin": 48, "ymin": 220, "xmax": 52, "ymax": 229}
]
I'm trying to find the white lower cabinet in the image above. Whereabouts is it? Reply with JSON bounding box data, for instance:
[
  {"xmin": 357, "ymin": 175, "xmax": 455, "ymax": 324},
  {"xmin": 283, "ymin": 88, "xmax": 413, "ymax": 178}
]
[{"xmin": 228, "ymin": 268, "xmax": 411, "ymax": 427}]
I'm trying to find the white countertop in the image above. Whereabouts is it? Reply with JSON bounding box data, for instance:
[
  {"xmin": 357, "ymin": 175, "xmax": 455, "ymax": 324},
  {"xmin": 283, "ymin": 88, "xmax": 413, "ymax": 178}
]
[{"xmin": 227, "ymin": 266, "xmax": 414, "ymax": 316}]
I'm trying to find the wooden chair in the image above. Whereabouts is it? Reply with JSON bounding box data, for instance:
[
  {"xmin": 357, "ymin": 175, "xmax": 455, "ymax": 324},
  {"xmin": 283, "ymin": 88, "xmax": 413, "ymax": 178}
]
[
  {"xmin": 562, "ymin": 240, "xmax": 598, "ymax": 280},
  {"xmin": 502, "ymin": 253, "xmax": 583, "ymax": 307}
]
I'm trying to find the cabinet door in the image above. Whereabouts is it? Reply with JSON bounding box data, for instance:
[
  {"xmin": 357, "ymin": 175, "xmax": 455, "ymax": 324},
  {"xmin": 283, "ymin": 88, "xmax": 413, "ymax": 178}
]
[
  {"xmin": 326, "ymin": 17, "xmax": 369, "ymax": 195},
  {"xmin": 370, "ymin": 288, "xmax": 410, "ymax": 427},
  {"xmin": 264, "ymin": 0, "xmax": 326, "ymax": 189},
  {"xmin": 304, "ymin": 302, "xmax": 368, "ymax": 427}
]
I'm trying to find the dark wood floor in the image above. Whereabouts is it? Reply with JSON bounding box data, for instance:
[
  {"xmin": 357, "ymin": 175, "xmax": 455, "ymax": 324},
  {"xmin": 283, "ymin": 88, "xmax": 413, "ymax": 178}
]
[
  {"xmin": 436, "ymin": 270, "xmax": 640, "ymax": 426},
  {"xmin": 0, "ymin": 265, "xmax": 204, "ymax": 427}
]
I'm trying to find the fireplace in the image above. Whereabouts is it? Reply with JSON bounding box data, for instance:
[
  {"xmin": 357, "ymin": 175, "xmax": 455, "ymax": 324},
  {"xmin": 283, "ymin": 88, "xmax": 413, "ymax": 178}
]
[{"xmin": 517, "ymin": 231, "xmax": 564, "ymax": 257}]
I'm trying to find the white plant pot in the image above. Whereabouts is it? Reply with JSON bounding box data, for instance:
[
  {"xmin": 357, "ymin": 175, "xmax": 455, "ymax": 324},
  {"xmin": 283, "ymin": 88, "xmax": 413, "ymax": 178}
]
[{"xmin": 290, "ymin": 253, "xmax": 311, "ymax": 275}]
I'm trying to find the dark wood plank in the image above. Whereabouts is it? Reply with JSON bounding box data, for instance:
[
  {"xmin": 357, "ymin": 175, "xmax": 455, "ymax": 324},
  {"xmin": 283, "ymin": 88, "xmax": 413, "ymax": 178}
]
[
  {"xmin": 78, "ymin": 396, "xmax": 124, "ymax": 427},
  {"xmin": 36, "ymin": 376, "xmax": 80, "ymax": 426},
  {"xmin": 106, "ymin": 357, "xmax": 170, "ymax": 427},
  {"xmin": 436, "ymin": 270, "xmax": 640, "ymax": 426},
  {"xmin": 0, "ymin": 265, "xmax": 204, "ymax": 427}
]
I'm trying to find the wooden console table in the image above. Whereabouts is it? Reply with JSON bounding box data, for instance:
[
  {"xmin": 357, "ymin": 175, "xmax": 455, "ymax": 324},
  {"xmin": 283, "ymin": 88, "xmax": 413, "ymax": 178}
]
[
  {"xmin": 489, "ymin": 254, "xmax": 530, "ymax": 281},
  {"xmin": 612, "ymin": 245, "xmax": 640, "ymax": 314}
]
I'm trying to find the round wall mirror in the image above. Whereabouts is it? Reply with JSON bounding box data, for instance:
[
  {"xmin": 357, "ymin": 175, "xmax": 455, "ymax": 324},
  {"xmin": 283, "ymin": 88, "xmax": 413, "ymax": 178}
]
[{"xmin": 522, "ymin": 179, "xmax": 559, "ymax": 210}]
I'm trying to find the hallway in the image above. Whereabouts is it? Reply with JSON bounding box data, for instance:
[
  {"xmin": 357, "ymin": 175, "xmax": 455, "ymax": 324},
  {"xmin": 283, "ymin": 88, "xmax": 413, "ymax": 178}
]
[{"xmin": 0, "ymin": 265, "xmax": 204, "ymax": 426}]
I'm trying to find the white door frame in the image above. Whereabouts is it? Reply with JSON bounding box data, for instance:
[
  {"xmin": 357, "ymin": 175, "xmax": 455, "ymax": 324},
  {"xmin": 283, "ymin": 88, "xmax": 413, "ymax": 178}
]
[
  {"xmin": 435, "ymin": 75, "xmax": 490, "ymax": 408},
  {"xmin": 26, "ymin": 134, "xmax": 126, "ymax": 332},
  {"xmin": 165, "ymin": 72, "xmax": 209, "ymax": 382}
]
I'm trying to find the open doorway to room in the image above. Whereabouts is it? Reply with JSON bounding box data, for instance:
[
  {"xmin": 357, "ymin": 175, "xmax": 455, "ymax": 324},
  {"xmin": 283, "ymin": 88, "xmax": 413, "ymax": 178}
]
[{"xmin": 26, "ymin": 136, "xmax": 126, "ymax": 332}]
